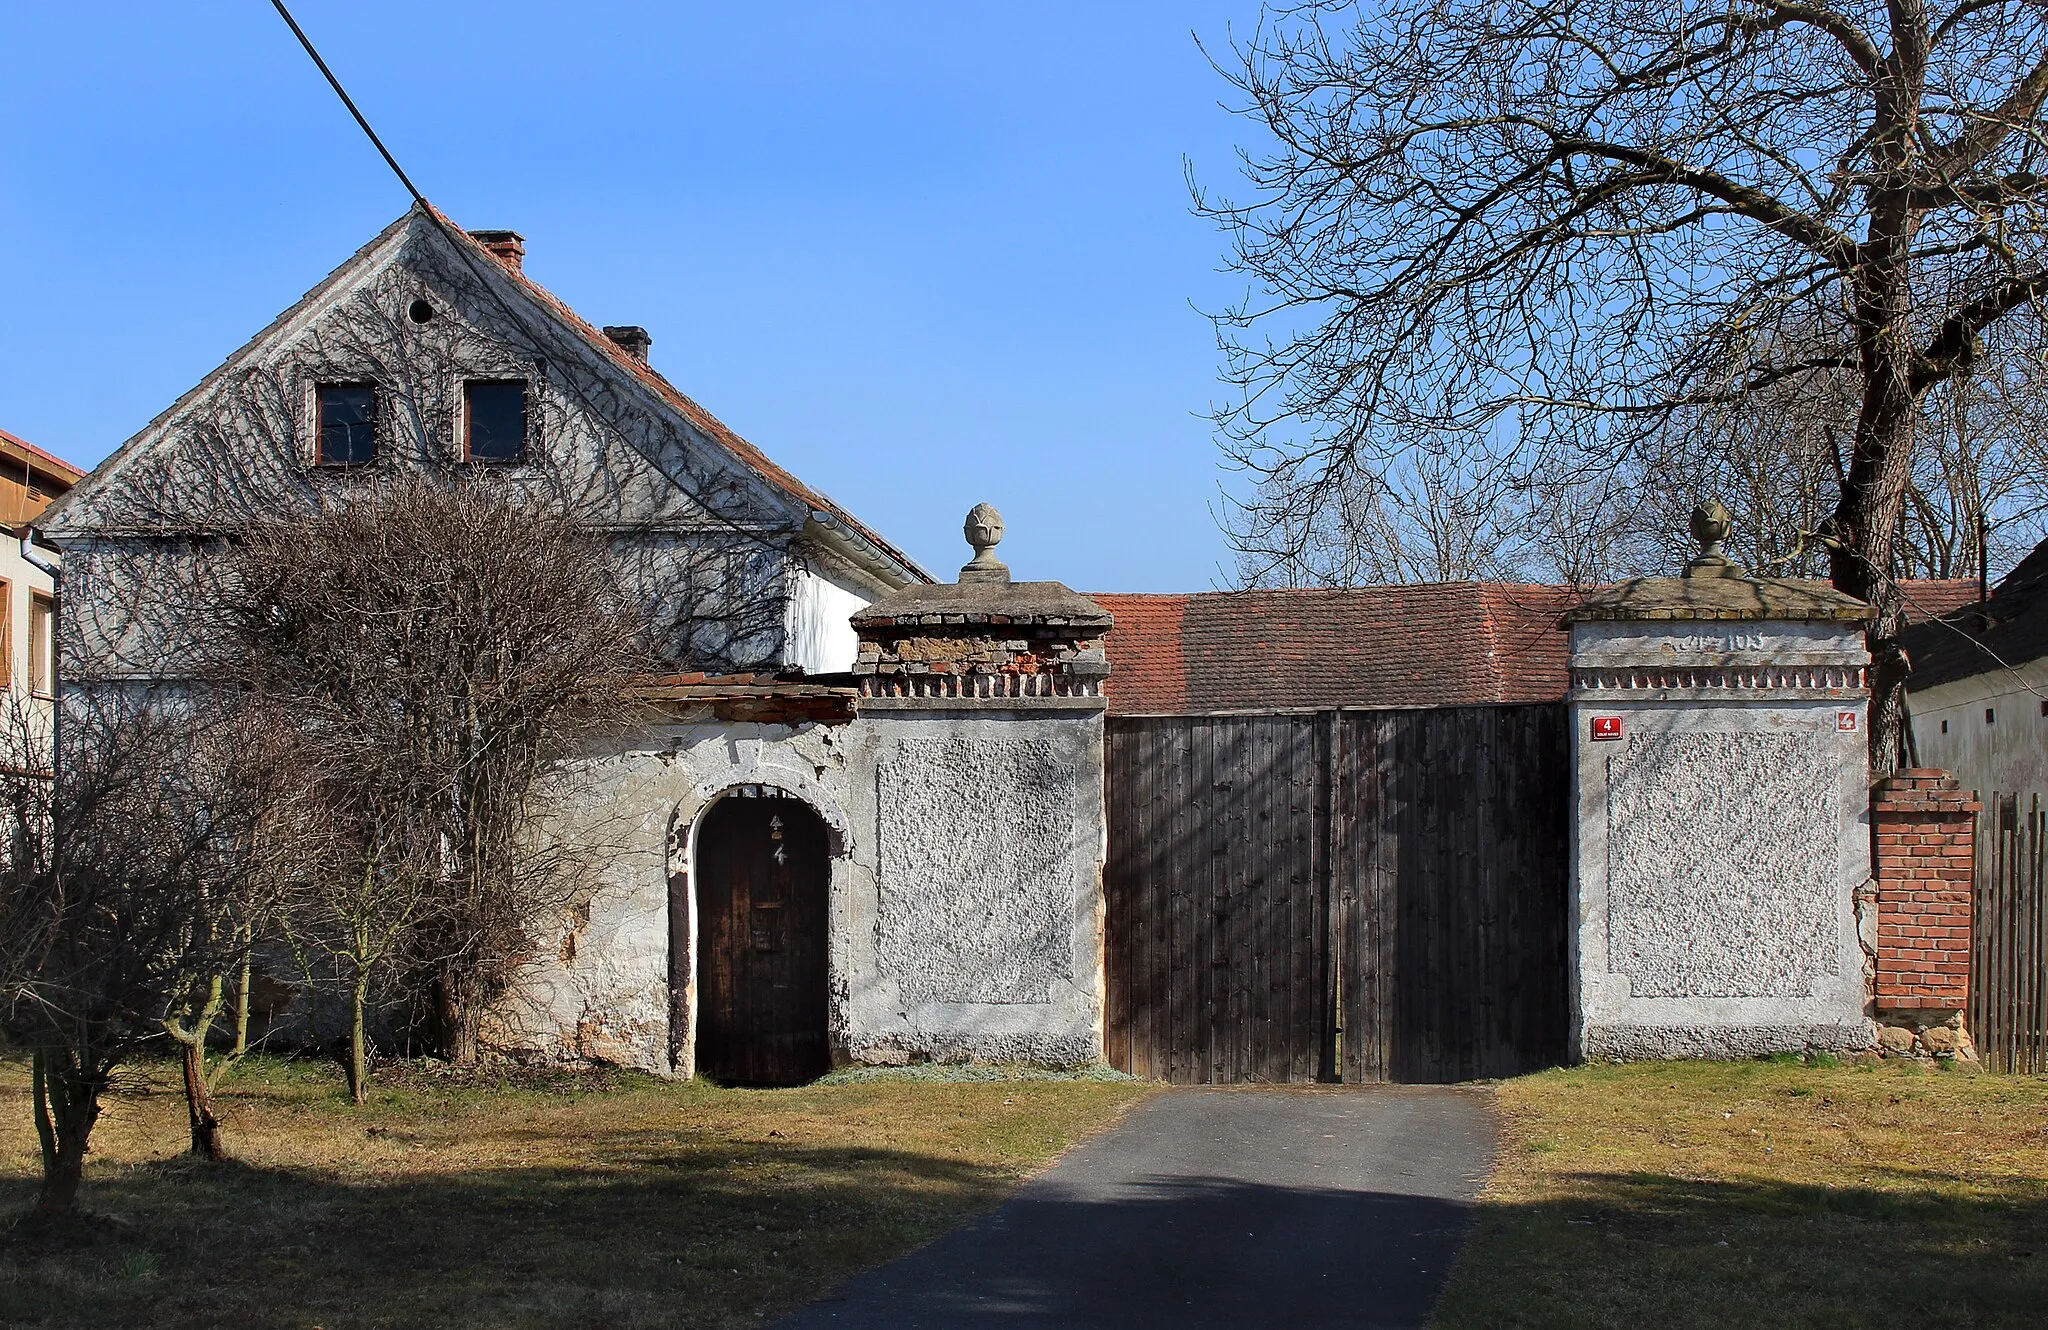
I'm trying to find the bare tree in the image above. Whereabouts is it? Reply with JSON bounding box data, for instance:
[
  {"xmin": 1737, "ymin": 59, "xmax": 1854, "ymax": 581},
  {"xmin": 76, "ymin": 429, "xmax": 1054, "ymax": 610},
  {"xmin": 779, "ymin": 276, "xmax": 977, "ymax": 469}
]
[
  {"xmin": 273, "ymin": 766, "xmax": 439, "ymax": 1103},
  {"xmin": 217, "ymin": 475, "xmax": 648, "ymax": 1069},
  {"xmin": 1202, "ymin": 0, "xmax": 2048, "ymax": 766},
  {"xmin": 0, "ymin": 697, "xmax": 276, "ymax": 1217}
]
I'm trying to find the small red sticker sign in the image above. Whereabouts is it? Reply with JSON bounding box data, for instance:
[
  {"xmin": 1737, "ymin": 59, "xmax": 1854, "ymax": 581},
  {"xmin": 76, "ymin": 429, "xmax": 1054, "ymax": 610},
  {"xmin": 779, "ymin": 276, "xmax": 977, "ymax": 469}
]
[
  {"xmin": 1838, "ymin": 710, "xmax": 1858, "ymax": 733},
  {"xmin": 1591, "ymin": 715, "xmax": 1623, "ymax": 741}
]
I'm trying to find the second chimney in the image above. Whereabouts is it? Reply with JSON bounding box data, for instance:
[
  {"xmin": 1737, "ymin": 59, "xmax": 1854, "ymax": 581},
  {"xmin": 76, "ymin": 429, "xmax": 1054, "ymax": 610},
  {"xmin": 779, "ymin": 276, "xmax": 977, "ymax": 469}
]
[
  {"xmin": 468, "ymin": 229, "xmax": 526, "ymax": 271},
  {"xmin": 603, "ymin": 326, "xmax": 653, "ymax": 362}
]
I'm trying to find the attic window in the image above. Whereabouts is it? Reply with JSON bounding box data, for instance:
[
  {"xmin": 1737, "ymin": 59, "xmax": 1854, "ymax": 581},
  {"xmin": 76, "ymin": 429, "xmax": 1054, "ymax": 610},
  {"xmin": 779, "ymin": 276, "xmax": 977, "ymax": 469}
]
[
  {"xmin": 464, "ymin": 380, "xmax": 528, "ymax": 463},
  {"xmin": 314, "ymin": 383, "xmax": 377, "ymax": 466}
]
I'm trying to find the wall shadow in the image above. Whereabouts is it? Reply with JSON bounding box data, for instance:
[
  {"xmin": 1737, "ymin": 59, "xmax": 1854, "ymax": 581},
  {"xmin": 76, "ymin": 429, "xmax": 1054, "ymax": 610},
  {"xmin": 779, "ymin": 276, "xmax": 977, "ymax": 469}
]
[
  {"xmin": 1434, "ymin": 1168, "xmax": 2048, "ymax": 1329},
  {"xmin": 777, "ymin": 1173, "xmax": 1475, "ymax": 1329},
  {"xmin": 0, "ymin": 1137, "xmax": 1009, "ymax": 1330}
]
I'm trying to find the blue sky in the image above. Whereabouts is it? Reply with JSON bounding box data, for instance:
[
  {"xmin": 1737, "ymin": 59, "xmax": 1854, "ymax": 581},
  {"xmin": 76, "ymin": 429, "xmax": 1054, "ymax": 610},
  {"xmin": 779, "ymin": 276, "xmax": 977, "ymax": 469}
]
[{"xmin": 0, "ymin": 2, "xmax": 1268, "ymax": 590}]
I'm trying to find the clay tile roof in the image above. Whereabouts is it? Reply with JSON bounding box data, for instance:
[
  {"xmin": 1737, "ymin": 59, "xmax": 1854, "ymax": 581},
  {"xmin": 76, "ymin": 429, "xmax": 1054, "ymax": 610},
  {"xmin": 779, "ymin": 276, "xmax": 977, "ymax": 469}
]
[
  {"xmin": 1900, "ymin": 555, "xmax": 2048, "ymax": 691},
  {"xmin": 1095, "ymin": 584, "xmax": 1581, "ymax": 715},
  {"xmin": 1099, "ymin": 579, "xmax": 1977, "ymax": 716},
  {"xmin": 1090, "ymin": 594, "xmax": 1189, "ymax": 713},
  {"xmin": 1897, "ymin": 578, "xmax": 1982, "ymax": 623}
]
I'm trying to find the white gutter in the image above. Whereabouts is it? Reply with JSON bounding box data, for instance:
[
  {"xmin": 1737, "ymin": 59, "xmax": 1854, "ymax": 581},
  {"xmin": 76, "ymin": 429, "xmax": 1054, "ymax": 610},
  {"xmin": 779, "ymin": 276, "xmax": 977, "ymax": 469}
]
[
  {"xmin": 19, "ymin": 527, "xmax": 58, "ymax": 578},
  {"xmin": 802, "ymin": 509, "xmax": 931, "ymax": 590}
]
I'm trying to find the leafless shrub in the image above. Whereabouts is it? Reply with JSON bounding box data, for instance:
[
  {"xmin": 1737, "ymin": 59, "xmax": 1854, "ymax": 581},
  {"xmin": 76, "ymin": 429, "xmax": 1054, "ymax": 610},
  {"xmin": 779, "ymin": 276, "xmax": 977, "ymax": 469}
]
[
  {"xmin": 0, "ymin": 694, "xmax": 280, "ymax": 1218},
  {"xmin": 216, "ymin": 474, "xmax": 650, "ymax": 1073}
]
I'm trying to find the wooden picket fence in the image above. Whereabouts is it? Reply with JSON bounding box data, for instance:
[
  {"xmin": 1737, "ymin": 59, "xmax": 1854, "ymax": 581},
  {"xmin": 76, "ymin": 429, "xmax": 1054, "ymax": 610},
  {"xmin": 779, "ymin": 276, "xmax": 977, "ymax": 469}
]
[{"xmin": 1971, "ymin": 792, "xmax": 2048, "ymax": 1074}]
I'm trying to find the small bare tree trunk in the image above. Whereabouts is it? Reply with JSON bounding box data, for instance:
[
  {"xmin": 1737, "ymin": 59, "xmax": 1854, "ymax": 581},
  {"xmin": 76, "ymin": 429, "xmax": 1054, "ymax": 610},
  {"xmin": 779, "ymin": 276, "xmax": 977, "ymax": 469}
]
[
  {"xmin": 165, "ymin": 975, "xmax": 229, "ymax": 1159},
  {"xmin": 30, "ymin": 1050, "xmax": 100, "ymax": 1221},
  {"xmin": 31, "ymin": 1050, "xmax": 58, "ymax": 1187},
  {"xmin": 432, "ymin": 967, "xmax": 483, "ymax": 1066},
  {"xmin": 180, "ymin": 1039, "xmax": 226, "ymax": 1160},
  {"xmin": 230, "ymin": 931, "xmax": 255, "ymax": 1062},
  {"xmin": 347, "ymin": 968, "xmax": 372, "ymax": 1104}
]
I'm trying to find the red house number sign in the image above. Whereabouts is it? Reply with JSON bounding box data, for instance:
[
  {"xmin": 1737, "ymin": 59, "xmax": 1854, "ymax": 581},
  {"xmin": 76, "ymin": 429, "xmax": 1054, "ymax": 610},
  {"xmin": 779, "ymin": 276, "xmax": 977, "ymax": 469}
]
[
  {"xmin": 1591, "ymin": 715, "xmax": 1623, "ymax": 741},
  {"xmin": 1838, "ymin": 711, "xmax": 1858, "ymax": 733}
]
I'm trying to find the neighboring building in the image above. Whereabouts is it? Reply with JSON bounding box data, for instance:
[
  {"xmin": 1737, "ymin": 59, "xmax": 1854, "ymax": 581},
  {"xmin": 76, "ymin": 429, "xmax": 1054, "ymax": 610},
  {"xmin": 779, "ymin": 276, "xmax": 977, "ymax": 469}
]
[
  {"xmin": 1903, "ymin": 541, "xmax": 2048, "ymax": 800},
  {"xmin": 0, "ymin": 427, "xmax": 84, "ymax": 722}
]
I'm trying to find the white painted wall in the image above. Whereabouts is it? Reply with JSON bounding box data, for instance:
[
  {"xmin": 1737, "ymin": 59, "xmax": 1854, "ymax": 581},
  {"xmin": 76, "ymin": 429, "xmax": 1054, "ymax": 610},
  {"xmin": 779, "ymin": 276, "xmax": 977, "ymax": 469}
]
[
  {"xmin": 508, "ymin": 701, "xmax": 1109, "ymax": 1076},
  {"xmin": 0, "ymin": 534, "xmax": 58, "ymax": 718},
  {"xmin": 1910, "ymin": 658, "xmax": 2048, "ymax": 801},
  {"xmin": 784, "ymin": 562, "xmax": 872, "ymax": 676}
]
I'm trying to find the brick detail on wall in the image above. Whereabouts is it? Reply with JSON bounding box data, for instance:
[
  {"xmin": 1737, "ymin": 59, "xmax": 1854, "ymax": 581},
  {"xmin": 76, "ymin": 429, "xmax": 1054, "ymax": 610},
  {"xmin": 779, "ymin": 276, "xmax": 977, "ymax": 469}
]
[{"xmin": 1870, "ymin": 768, "xmax": 1978, "ymax": 1012}]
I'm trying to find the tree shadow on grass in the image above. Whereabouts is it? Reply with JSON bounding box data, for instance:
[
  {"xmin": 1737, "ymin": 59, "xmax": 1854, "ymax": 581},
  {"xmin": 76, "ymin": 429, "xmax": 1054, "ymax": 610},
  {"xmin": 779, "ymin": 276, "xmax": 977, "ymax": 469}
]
[
  {"xmin": 5, "ymin": 1137, "xmax": 2042, "ymax": 1329},
  {"xmin": 1435, "ymin": 1170, "xmax": 2048, "ymax": 1330},
  {"xmin": 0, "ymin": 1140, "xmax": 1013, "ymax": 1330}
]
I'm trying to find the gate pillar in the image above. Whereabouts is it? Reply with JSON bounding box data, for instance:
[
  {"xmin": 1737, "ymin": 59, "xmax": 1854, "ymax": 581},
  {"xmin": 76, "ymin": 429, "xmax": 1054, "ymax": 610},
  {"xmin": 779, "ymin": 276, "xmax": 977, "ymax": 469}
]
[
  {"xmin": 838, "ymin": 505, "xmax": 1114, "ymax": 1067},
  {"xmin": 1562, "ymin": 502, "xmax": 1876, "ymax": 1060}
]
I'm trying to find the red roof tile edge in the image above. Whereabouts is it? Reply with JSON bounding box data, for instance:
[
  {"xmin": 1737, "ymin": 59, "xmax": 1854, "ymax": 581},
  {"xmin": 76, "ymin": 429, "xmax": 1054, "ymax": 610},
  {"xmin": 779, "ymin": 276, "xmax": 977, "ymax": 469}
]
[{"xmin": 1096, "ymin": 581, "xmax": 1971, "ymax": 716}]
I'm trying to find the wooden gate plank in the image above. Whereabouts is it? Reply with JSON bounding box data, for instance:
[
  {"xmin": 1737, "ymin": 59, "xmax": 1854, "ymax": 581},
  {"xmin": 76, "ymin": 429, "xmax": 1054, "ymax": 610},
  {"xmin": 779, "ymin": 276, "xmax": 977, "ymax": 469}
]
[{"xmin": 1104, "ymin": 704, "xmax": 1570, "ymax": 1086}]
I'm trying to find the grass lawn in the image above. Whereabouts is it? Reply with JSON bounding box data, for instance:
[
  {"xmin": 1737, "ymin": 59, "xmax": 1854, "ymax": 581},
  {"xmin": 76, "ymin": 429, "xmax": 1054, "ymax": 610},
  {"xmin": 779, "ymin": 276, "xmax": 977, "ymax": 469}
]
[
  {"xmin": 0, "ymin": 1055, "xmax": 1151, "ymax": 1329},
  {"xmin": 1434, "ymin": 1058, "xmax": 2048, "ymax": 1329}
]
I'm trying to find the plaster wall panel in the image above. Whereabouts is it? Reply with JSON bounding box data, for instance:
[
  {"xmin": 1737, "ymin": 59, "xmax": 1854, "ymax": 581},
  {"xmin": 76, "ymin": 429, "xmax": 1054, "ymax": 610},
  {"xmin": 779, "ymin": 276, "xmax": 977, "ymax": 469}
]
[
  {"xmin": 1605, "ymin": 729, "xmax": 1839, "ymax": 998},
  {"xmin": 1566, "ymin": 589, "xmax": 1875, "ymax": 1061},
  {"xmin": 496, "ymin": 702, "xmax": 1107, "ymax": 1076},
  {"xmin": 848, "ymin": 708, "xmax": 1107, "ymax": 1066}
]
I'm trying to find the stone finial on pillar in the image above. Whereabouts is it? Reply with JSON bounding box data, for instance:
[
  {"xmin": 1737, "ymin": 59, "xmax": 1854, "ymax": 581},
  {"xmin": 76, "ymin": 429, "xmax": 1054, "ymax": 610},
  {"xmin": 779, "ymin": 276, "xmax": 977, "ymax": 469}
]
[
  {"xmin": 961, "ymin": 503, "xmax": 1010, "ymax": 585},
  {"xmin": 1684, "ymin": 500, "xmax": 1745, "ymax": 579},
  {"xmin": 851, "ymin": 502, "xmax": 1111, "ymax": 702}
]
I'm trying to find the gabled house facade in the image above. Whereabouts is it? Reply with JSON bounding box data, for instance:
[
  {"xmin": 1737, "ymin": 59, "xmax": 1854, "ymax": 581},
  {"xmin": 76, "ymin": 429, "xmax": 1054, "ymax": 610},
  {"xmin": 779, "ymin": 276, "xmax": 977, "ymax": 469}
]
[
  {"xmin": 38, "ymin": 206, "xmax": 1115, "ymax": 1081},
  {"xmin": 40, "ymin": 206, "xmax": 923, "ymax": 687}
]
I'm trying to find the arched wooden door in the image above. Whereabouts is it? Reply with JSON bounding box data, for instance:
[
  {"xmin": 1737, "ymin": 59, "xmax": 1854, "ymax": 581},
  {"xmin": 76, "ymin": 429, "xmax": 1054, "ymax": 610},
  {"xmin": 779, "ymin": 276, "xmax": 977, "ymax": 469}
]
[{"xmin": 695, "ymin": 793, "xmax": 831, "ymax": 1085}]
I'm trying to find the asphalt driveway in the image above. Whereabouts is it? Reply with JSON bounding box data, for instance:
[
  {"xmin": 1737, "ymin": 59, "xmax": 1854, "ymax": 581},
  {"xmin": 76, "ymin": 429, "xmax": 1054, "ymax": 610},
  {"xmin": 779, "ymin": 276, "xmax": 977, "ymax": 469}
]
[{"xmin": 774, "ymin": 1084, "xmax": 1497, "ymax": 1330}]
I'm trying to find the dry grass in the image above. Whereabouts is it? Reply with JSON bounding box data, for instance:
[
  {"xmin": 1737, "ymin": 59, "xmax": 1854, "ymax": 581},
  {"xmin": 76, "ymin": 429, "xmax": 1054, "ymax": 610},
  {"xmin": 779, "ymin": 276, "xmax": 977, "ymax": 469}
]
[
  {"xmin": 0, "ymin": 1055, "xmax": 1151, "ymax": 1329},
  {"xmin": 1434, "ymin": 1057, "xmax": 2048, "ymax": 1329}
]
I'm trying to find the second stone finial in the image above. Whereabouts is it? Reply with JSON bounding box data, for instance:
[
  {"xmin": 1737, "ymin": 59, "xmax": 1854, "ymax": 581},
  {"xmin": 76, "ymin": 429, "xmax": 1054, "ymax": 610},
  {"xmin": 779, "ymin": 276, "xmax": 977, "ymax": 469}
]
[
  {"xmin": 961, "ymin": 502, "xmax": 1010, "ymax": 584},
  {"xmin": 1684, "ymin": 499, "xmax": 1745, "ymax": 579}
]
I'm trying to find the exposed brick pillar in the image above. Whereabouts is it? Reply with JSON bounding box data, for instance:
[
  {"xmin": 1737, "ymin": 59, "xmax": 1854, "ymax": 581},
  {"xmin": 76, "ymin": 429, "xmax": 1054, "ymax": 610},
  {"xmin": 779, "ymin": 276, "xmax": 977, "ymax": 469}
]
[{"xmin": 1870, "ymin": 769, "xmax": 1978, "ymax": 1059}]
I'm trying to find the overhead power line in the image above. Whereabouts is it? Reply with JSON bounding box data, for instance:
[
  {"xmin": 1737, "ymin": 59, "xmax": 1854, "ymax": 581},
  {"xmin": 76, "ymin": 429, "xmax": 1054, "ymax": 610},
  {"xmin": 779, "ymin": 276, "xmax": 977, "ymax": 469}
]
[
  {"xmin": 262, "ymin": 1, "xmax": 823, "ymax": 571},
  {"xmin": 269, "ymin": 1, "xmax": 426, "ymax": 205}
]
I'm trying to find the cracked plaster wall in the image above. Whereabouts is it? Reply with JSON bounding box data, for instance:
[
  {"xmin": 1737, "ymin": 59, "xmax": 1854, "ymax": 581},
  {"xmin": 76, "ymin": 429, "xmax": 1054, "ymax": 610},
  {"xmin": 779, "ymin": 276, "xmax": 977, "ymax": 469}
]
[{"xmin": 498, "ymin": 703, "xmax": 1106, "ymax": 1075}]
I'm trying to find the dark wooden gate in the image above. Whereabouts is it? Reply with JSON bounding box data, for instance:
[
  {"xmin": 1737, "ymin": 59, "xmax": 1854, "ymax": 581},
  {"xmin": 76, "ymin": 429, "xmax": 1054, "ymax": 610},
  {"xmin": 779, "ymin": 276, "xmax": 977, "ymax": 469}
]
[
  {"xmin": 1972, "ymin": 792, "xmax": 2048, "ymax": 1074},
  {"xmin": 1105, "ymin": 705, "xmax": 1570, "ymax": 1084},
  {"xmin": 695, "ymin": 794, "xmax": 831, "ymax": 1085}
]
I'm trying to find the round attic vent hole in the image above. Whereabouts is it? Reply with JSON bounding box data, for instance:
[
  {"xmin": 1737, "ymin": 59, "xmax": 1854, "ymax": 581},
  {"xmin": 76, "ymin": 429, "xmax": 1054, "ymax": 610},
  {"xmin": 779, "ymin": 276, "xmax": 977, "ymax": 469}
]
[{"xmin": 407, "ymin": 298, "xmax": 436, "ymax": 324}]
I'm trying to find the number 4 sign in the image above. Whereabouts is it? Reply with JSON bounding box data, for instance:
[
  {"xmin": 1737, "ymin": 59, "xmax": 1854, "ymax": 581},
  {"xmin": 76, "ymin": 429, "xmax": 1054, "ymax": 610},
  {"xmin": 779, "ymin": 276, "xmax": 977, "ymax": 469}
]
[
  {"xmin": 1591, "ymin": 715, "xmax": 1623, "ymax": 741},
  {"xmin": 1838, "ymin": 711, "xmax": 1859, "ymax": 733}
]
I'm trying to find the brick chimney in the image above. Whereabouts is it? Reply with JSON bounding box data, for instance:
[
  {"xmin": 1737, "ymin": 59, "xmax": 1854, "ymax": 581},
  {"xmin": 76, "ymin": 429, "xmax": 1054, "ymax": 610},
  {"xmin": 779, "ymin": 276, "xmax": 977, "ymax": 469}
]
[
  {"xmin": 467, "ymin": 229, "xmax": 525, "ymax": 271},
  {"xmin": 603, "ymin": 326, "xmax": 653, "ymax": 362}
]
